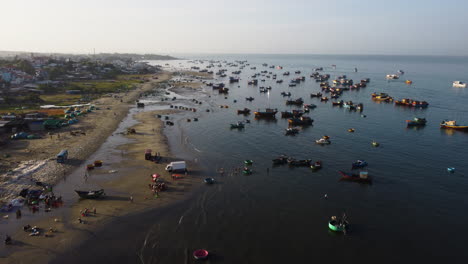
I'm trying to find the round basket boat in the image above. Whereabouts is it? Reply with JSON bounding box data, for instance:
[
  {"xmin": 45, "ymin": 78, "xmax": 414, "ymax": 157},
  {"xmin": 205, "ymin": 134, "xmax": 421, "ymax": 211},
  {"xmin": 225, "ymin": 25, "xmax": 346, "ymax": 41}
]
[{"xmin": 193, "ymin": 249, "xmax": 209, "ymax": 260}]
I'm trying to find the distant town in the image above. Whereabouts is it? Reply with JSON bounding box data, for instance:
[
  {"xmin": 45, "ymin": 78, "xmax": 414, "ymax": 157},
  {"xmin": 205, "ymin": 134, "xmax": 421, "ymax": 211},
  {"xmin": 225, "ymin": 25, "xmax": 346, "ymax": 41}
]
[
  {"xmin": 0, "ymin": 52, "xmax": 175, "ymax": 106},
  {"xmin": 0, "ymin": 51, "xmax": 176, "ymax": 137}
]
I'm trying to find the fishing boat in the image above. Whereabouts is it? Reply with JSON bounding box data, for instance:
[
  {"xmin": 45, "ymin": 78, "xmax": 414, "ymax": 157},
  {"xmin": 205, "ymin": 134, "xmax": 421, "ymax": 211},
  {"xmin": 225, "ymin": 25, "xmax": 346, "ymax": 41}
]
[
  {"xmin": 288, "ymin": 116, "xmax": 313, "ymax": 126},
  {"xmin": 338, "ymin": 171, "xmax": 372, "ymax": 184},
  {"xmin": 287, "ymin": 158, "xmax": 311, "ymax": 167},
  {"xmin": 320, "ymin": 97, "xmax": 329, "ymax": 102},
  {"xmin": 328, "ymin": 214, "xmax": 349, "ymax": 233},
  {"xmin": 394, "ymin": 98, "xmax": 429, "ymax": 108},
  {"xmin": 244, "ymin": 160, "xmax": 253, "ymax": 165},
  {"xmin": 230, "ymin": 122, "xmax": 245, "ymax": 129},
  {"xmin": 386, "ymin": 74, "xmax": 399, "ymax": 79},
  {"xmin": 245, "ymin": 97, "xmax": 254, "ymax": 101},
  {"xmin": 285, "ymin": 127, "xmax": 299, "ymax": 135},
  {"xmin": 348, "ymin": 128, "xmax": 355, "ymax": 133},
  {"xmin": 75, "ymin": 189, "xmax": 106, "ymax": 199},
  {"xmin": 351, "ymin": 160, "xmax": 368, "ymax": 169},
  {"xmin": 204, "ymin": 178, "xmax": 215, "ymax": 184},
  {"xmin": 406, "ymin": 117, "xmax": 427, "ymax": 127},
  {"xmin": 310, "ymin": 161, "xmax": 322, "ymax": 170},
  {"xmin": 237, "ymin": 108, "xmax": 251, "ymax": 115},
  {"xmin": 332, "ymin": 100, "xmax": 344, "ymax": 106},
  {"xmin": 281, "ymin": 91, "xmax": 291, "ymax": 97},
  {"xmin": 286, "ymin": 98, "xmax": 304, "ymax": 105},
  {"xmin": 440, "ymin": 120, "xmax": 468, "ymax": 130},
  {"xmin": 371, "ymin": 93, "xmax": 393, "ymax": 102},
  {"xmin": 93, "ymin": 160, "xmax": 103, "ymax": 167},
  {"xmin": 453, "ymin": 81, "xmax": 466, "ymax": 88},
  {"xmin": 310, "ymin": 92, "xmax": 322, "ymax": 98},
  {"xmin": 242, "ymin": 168, "xmax": 252, "ymax": 174},
  {"xmin": 272, "ymin": 155, "xmax": 289, "ymax": 165},
  {"xmin": 193, "ymin": 249, "xmax": 209, "ymax": 260},
  {"xmin": 315, "ymin": 136, "xmax": 331, "ymax": 145},
  {"xmin": 405, "ymin": 80, "xmax": 413, "ymax": 84},
  {"xmin": 372, "ymin": 141, "xmax": 380, "ymax": 147},
  {"xmin": 447, "ymin": 167, "xmax": 456, "ymax": 173},
  {"xmin": 254, "ymin": 108, "xmax": 278, "ymax": 118}
]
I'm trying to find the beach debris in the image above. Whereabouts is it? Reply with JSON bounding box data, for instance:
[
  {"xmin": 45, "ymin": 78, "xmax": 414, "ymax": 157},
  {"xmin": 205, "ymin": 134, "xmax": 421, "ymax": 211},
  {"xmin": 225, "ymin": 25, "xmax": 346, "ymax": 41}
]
[{"xmin": 109, "ymin": 170, "xmax": 118, "ymax": 173}]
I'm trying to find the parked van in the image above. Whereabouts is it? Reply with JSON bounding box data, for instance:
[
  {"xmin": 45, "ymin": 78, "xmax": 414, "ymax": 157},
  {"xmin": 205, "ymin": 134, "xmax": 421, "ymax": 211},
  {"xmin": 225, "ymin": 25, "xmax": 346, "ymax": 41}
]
[{"xmin": 165, "ymin": 161, "xmax": 187, "ymax": 173}]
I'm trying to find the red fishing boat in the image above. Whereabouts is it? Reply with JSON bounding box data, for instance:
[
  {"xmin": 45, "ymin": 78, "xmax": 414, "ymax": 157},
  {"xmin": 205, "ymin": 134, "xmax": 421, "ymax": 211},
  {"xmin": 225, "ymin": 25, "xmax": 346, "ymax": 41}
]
[
  {"xmin": 338, "ymin": 171, "xmax": 372, "ymax": 184},
  {"xmin": 193, "ymin": 249, "xmax": 209, "ymax": 260}
]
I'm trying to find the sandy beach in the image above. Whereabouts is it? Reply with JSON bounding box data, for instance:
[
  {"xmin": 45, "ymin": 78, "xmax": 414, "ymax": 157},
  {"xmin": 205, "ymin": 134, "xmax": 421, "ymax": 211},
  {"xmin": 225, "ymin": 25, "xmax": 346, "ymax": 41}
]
[{"xmin": 0, "ymin": 71, "xmax": 206, "ymax": 263}]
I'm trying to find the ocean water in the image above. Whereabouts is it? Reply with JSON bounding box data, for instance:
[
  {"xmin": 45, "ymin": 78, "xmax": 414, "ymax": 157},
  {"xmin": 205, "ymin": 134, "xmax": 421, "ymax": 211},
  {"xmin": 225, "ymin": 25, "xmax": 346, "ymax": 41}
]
[{"xmin": 53, "ymin": 54, "xmax": 468, "ymax": 263}]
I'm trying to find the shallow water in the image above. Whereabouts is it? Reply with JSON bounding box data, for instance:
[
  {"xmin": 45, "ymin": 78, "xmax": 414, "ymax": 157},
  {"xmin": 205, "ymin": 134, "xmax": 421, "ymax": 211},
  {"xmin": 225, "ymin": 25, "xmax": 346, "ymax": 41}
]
[{"xmin": 53, "ymin": 54, "xmax": 468, "ymax": 263}]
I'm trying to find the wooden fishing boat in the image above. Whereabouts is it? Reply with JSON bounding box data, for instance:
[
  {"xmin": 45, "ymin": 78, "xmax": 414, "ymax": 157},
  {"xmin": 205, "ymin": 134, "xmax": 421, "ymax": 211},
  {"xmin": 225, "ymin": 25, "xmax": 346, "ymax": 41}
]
[
  {"xmin": 338, "ymin": 171, "xmax": 372, "ymax": 184},
  {"xmin": 244, "ymin": 160, "xmax": 253, "ymax": 165},
  {"xmin": 237, "ymin": 108, "xmax": 251, "ymax": 115},
  {"xmin": 288, "ymin": 116, "xmax": 313, "ymax": 126},
  {"xmin": 311, "ymin": 161, "xmax": 322, "ymax": 170},
  {"xmin": 406, "ymin": 117, "xmax": 427, "ymax": 127},
  {"xmin": 242, "ymin": 168, "xmax": 252, "ymax": 174},
  {"xmin": 193, "ymin": 249, "xmax": 209, "ymax": 260},
  {"xmin": 280, "ymin": 91, "xmax": 291, "ymax": 97},
  {"xmin": 310, "ymin": 92, "xmax": 322, "ymax": 98},
  {"xmin": 230, "ymin": 122, "xmax": 245, "ymax": 129},
  {"xmin": 372, "ymin": 141, "xmax": 380, "ymax": 147},
  {"xmin": 245, "ymin": 97, "xmax": 255, "ymax": 101},
  {"xmin": 315, "ymin": 138, "xmax": 331, "ymax": 145},
  {"xmin": 286, "ymin": 98, "xmax": 304, "ymax": 105},
  {"xmin": 440, "ymin": 120, "xmax": 468, "ymax": 130},
  {"xmin": 371, "ymin": 93, "xmax": 393, "ymax": 102},
  {"xmin": 254, "ymin": 108, "xmax": 278, "ymax": 118},
  {"xmin": 351, "ymin": 160, "xmax": 368, "ymax": 169},
  {"xmin": 93, "ymin": 160, "xmax": 103, "ymax": 167},
  {"xmin": 285, "ymin": 128, "xmax": 299, "ymax": 135},
  {"xmin": 395, "ymin": 98, "xmax": 429, "ymax": 108},
  {"xmin": 272, "ymin": 155, "xmax": 288, "ymax": 165},
  {"xmin": 75, "ymin": 189, "xmax": 105, "ymax": 199},
  {"xmin": 332, "ymin": 100, "xmax": 344, "ymax": 106},
  {"xmin": 287, "ymin": 158, "xmax": 311, "ymax": 167}
]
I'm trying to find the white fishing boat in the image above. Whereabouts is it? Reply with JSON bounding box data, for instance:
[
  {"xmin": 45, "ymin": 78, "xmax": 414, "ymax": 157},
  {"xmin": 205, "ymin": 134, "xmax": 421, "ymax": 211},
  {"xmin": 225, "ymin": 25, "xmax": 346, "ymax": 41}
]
[
  {"xmin": 453, "ymin": 81, "xmax": 467, "ymax": 88},
  {"xmin": 386, "ymin": 74, "xmax": 399, "ymax": 79}
]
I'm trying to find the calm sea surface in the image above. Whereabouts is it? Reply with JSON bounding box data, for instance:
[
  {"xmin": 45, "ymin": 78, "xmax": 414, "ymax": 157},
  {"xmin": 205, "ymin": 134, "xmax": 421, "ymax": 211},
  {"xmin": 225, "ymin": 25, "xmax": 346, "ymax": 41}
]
[{"xmin": 53, "ymin": 54, "xmax": 468, "ymax": 263}]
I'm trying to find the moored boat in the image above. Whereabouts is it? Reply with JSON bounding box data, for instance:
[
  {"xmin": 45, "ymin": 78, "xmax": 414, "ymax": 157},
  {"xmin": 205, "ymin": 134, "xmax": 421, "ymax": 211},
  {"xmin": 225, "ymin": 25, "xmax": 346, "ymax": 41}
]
[
  {"xmin": 75, "ymin": 189, "xmax": 106, "ymax": 199},
  {"xmin": 285, "ymin": 127, "xmax": 299, "ymax": 135},
  {"xmin": 453, "ymin": 81, "xmax": 466, "ymax": 88},
  {"xmin": 244, "ymin": 159, "xmax": 253, "ymax": 165},
  {"xmin": 311, "ymin": 161, "xmax": 322, "ymax": 170},
  {"xmin": 287, "ymin": 158, "xmax": 311, "ymax": 167},
  {"xmin": 351, "ymin": 160, "xmax": 368, "ymax": 169},
  {"xmin": 440, "ymin": 120, "xmax": 468, "ymax": 130},
  {"xmin": 230, "ymin": 122, "xmax": 245, "ymax": 129},
  {"xmin": 406, "ymin": 117, "xmax": 427, "ymax": 127},
  {"xmin": 338, "ymin": 171, "xmax": 372, "ymax": 184},
  {"xmin": 254, "ymin": 108, "xmax": 278, "ymax": 118},
  {"xmin": 237, "ymin": 108, "xmax": 251, "ymax": 115},
  {"xmin": 288, "ymin": 116, "xmax": 313, "ymax": 126},
  {"xmin": 272, "ymin": 155, "xmax": 289, "ymax": 165}
]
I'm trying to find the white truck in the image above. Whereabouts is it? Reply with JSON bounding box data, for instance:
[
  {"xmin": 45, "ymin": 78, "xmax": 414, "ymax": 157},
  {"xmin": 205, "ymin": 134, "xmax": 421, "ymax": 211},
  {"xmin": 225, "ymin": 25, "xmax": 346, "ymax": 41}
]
[{"xmin": 165, "ymin": 161, "xmax": 187, "ymax": 173}]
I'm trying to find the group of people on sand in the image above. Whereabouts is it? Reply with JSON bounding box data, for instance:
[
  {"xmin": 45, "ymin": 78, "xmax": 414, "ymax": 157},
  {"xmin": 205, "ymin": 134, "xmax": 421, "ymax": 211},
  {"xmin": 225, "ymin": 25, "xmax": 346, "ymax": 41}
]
[{"xmin": 149, "ymin": 181, "xmax": 167, "ymax": 197}]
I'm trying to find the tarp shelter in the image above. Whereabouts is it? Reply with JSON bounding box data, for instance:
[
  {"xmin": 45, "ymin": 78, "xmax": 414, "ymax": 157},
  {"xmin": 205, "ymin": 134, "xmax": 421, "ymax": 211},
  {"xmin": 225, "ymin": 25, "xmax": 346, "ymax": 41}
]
[{"xmin": 43, "ymin": 119, "xmax": 62, "ymax": 129}]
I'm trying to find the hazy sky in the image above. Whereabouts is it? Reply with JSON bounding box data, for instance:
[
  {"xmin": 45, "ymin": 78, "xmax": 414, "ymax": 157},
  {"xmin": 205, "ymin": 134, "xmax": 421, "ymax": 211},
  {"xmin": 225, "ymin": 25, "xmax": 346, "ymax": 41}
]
[{"xmin": 2, "ymin": 0, "xmax": 467, "ymax": 55}]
